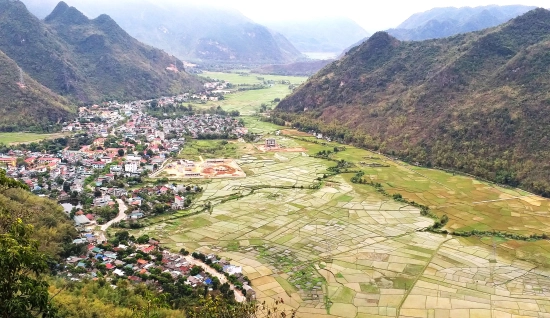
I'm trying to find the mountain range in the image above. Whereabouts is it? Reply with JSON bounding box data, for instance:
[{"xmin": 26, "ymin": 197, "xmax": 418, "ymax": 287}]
[
  {"xmin": 276, "ymin": 8, "xmax": 550, "ymax": 196},
  {"xmin": 0, "ymin": 0, "xmax": 202, "ymax": 130},
  {"xmin": 387, "ymin": 5, "xmax": 536, "ymax": 41},
  {"xmin": 22, "ymin": 0, "xmax": 304, "ymax": 64}
]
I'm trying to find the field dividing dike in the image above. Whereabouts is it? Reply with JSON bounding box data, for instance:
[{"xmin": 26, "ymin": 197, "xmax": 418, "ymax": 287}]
[{"xmin": 396, "ymin": 237, "xmax": 453, "ymax": 318}]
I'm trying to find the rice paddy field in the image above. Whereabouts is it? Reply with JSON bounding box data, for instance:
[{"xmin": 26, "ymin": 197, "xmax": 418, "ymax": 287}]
[{"xmin": 133, "ymin": 84, "xmax": 550, "ymax": 317}]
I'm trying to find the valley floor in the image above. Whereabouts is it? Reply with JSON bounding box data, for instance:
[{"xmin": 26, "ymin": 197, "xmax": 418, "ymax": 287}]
[{"xmin": 128, "ymin": 122, "xmax": 550, "ymax": 318}]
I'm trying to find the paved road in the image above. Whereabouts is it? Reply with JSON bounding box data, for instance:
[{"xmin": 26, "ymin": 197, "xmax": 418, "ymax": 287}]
[
  {"xmin": 182, "ymin": 254, "xmax": 246, "ymax": 302},
  {"xmin": 100, "ymin": 199, "xmax": 128, "ymax": 231}
]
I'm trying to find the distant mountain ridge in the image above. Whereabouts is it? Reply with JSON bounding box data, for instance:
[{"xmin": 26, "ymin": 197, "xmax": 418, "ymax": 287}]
[
  {"xmin": 22, "ymin": 0, "xmax": 304, "ymax": 64},
  {"xmin": 276, "ymin": 8, "xmax": 550, "ymax": 196},
  {"xmin": 264, "ymin": 17, "xmax": 370, "ymax": 54},
  {"xmin": 387, "ymin": 5, "xmax": 536, "ymax": 41}
]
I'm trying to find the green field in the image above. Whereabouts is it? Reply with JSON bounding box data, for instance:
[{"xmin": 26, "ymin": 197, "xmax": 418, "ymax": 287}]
[
  {"xmin": 0, "ymin": 132, "xmax": 66, "ymax": 144},
  {"xmin": 190, "ymin": 71, "xmax": 308, "ymax": 115},
  {"xmin": 177, "ymin": 140, "xmax": 241, "ymax": 161},
  {"xmin": 241, "ymin": 116, "xmax": 285, "ymax": 134}
]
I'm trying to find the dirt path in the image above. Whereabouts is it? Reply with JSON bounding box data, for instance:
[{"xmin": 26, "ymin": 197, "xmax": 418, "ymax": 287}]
[
  {"xmin": 395, "ymin": 236, "xmax": 453, "ymax": 317},
  {"xmin": 100, "ymin": 199, "xmax": 128, "ymax": 231}
]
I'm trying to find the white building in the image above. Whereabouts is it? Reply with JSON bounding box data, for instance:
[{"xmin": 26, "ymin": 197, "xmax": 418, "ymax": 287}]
[{"xmin": 124, "ymin": 161, "xmax": 139, "ymax": 173}]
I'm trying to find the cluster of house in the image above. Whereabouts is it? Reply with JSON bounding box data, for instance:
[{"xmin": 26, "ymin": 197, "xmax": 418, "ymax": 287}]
[
  {"xmin": 0, "ymin": 93, "xmax": 246, "ymax": 204},
  {"xmin": 1, "ymin": 94, "xmax": 258, "ymax": 301},
  {"xmin": 121, "ymin": 112, "xmax": 244, "ymax": 140},
  {"xmin": 64, "ymin": 233, "xmax": 256, "ymax": 300},
  {"xmin": 72, "ymin": 182, "xmax": 199, "ymax": 227},
  {"xmin": 149, "ymin": 82, "xmax": 231, "ymax": 106},
  {"xmin": 309, "ymin": 130, "xmax": 332, "ymax": 142}
]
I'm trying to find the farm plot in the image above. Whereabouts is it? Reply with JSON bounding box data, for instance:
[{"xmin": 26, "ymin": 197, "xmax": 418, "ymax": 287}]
[{"xmin": 131, "ymin": 129, "xmax": 550, "ymax": 317}]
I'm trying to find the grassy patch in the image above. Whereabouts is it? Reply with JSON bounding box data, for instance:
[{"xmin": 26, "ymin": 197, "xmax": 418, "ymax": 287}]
[
  {"xmin": 403, "ymin": 264, "xmax": 425, "ymax": 276},
  {"xmin": 178, "ymin": 140, "xmax": 239, "ymax": 160},
  {"xmin": 0, "ymin": 132, "xmax": 66, "ymax": 144},
  {"xmin": 189, "ymin": 217, "xmax": 212, "ymax": 229},
  {"xmin": 391, "ymin": 277, "xmax": 416, "ymax": 290},
  {"xmin": 227, "ymin": 241, "xmax": 240, "ymax": 251},
  {"xmin": 359, "ymin": 283, "xmax": 380, "ymax": 294},
  {"xmin": 330, "ymin": 286, "xmax": 355, "ymax": 303},
  {"xmin": 274, "ymin": 276, "xmax": 297, "ymax": 295}
]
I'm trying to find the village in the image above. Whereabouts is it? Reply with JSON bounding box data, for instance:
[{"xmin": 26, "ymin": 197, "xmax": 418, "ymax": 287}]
[{"xmin": 0, "ymin": 79, "xmax": 256, "ymax": 302}]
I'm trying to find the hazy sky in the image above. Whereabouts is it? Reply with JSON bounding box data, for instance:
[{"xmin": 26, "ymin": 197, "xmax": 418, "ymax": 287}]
[
  {"xmin": 230, "ymin": 0, "xmax": 550, "ymax": 32},
  {"xmin": 25, "ymin": 0, "xmax": 550, "ymax": 33}
]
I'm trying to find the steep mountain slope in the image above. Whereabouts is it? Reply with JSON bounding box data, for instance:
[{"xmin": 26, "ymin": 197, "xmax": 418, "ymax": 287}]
[
  {"xmin": 387, "ymin": 5, "xmax": 536, "ymax": 41},
  {"xmin": 0, "ymin": 50, "xmax": 74, "ymax": 132},
  {"xmin": 276, "ymin": 9, "xmax": 550, "ymax": 196},
  {"xmin": 264, "ymin": 17, "xmax": 370, "ymax": 54},
  {"xmin": 0, "ymin": 0, "xmax": 202, "ymax": 104},
  {"xmin": 26, "ymin": 0, "xmax": 303, "ymax": 64},
  {"xmin": 0, "ymin": 0, "xmax": 81, "ymax": 99}
]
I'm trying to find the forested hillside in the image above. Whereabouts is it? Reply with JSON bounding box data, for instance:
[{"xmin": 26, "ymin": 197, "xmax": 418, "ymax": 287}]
[
  {"xmin": 0, "ymin": 0, "xmax": 202, "ymax": 104},
  {"xmin": 276, "ymin": 9, "xmax": 550, "ymax": 196},
  {"xmin": 0, "ymin": 50, "xmax": 74, "ymax": 132}
]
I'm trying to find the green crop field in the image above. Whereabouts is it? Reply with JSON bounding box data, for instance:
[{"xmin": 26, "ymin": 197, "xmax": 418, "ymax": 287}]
[
  {"xmin": 189, "ymin": 72, "xmax": 308, "ymax": 115},
  {"xmin": 177, "ymin": 139, "xmax": 241, "ymax": 161}
]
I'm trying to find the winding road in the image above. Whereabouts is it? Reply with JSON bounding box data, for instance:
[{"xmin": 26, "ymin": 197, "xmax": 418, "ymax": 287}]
[
  {"xmin": 100, "ymin": 199, "xmax": 128, "ymax": 231},
  {"xmin": 96, "ymin": 199, "xmax": 128, "ymax": 243}
]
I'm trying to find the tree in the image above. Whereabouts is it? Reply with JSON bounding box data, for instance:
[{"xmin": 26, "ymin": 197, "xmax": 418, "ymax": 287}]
[
  {"xmin": 118, "ymin": 149, "xmax": 125, "ymax": 157},
  {"xmin": 137, "ymin": 234, "xmax": 150, "ymax": 244},
  {"xmin": 15, "ymin": 157, "xmax": 27, "ymax": 168},
  {"xmin": 0, "ymin": 169, "xmax": 28, "ymax": 193},
  {"xmin": 0, "ymin": 219, "xmax": 55, "ymax": 318},
  {"xmin": 190, "ymin": 266, "xmax": 202, "ymax": 276}
]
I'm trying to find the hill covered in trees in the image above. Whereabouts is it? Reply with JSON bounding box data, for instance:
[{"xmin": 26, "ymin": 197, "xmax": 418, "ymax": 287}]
[
  {"xmin": 276, "ymin": 8, "xmax": 550, "ymax": 196},
  {"xmin": 0, "ymin": 0, "xmax": 202, "ymax": 105},
  {"xmin": 0, "ymin": 50, "xmax": 74, "ymax": 132}
]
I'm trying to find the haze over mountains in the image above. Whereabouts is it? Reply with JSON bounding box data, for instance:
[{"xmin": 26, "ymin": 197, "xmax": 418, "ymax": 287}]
[
  {"xmin": 387, "ymin": 5, "xmax": 537, "ymax": 41},
  {"xmin": 22, "ymin": 0, "xmax": 305, "ymax": 64},
  {"xmin": 0, "ymin": 0, "xmax": 201, "ymax": 130},
  {"xmin": 277, "ymin": 8, "xmax": 550, "ymax": 196},
  {"xmin": 264, "ymin": 17, "xmax": 370, "ymax": 56}
]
